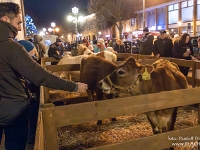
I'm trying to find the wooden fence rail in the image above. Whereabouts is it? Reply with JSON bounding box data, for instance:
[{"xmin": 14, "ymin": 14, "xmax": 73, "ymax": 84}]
[
  {"xmin": 35, "ymin": 54, "xmax": 200, "ymax": 150},
  {"xmin": 35, "ymin": 87, "xmax": 200, "ymax": 150}
]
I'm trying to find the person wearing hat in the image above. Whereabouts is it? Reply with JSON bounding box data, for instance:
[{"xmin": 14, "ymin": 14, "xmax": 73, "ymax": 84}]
[
  {"xmin": 48, "ymin": 37, "xmax": 64, "ymax": 65},
  {"xmin": 137, "ymin": 27, "xmax": 154, "ymax": 55},
  {"xmin": 153, "ymin": 30, "xmax": 173, "ymax": 58},
  {"xmin": 94, "ymin": 38, "xmax": 107, "ymax": 53},
  {"xmin": 18, "ymin": 40, "xmax": 38, "ymax": 60},
  {"xmin": 33, "ymin": 34, "xmax": 46, "ymax": 64}
]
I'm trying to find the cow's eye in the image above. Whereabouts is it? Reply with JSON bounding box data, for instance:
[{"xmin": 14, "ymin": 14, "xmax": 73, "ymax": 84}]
[{"xmin": 118, "ymin": 70, "xmax": 125, "ymax": 75}]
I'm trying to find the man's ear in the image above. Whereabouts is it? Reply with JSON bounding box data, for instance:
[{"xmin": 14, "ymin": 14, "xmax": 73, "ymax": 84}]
[
  {"xmin": 138, "ymin": 65, "xmax": 154, "ymax": 74},
  {"xmin": 1, "ymin": 16, "xmax": 10, "ymax": 22}
]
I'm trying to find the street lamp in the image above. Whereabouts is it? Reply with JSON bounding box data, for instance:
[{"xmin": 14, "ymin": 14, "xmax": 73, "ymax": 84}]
[
  {"xmin": 55, "ymin": 27, "xmax": 59, "ymax": 32},
  {"xmin": 51, "ymin": 22, "xmax": 56, "ymax": 35},
  {"xmin": 67, "ymin": 7, "xmax": 79, "ymax": 56}
]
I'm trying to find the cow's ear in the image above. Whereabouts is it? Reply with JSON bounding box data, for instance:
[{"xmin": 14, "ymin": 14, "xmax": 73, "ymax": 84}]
[{"xmin": 138, "ymin": 65, "xmax": 154, "ymax": 74}]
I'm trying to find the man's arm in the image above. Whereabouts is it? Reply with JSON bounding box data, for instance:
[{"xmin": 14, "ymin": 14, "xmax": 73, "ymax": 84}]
[{"xmin": 10, "ymin": 45, "xmax": 86, "ymax": 92}]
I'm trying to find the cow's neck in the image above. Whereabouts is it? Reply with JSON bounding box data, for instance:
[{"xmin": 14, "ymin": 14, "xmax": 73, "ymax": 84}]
[{"xmin": 129, "ymin": 78, "xmax": 152, "ymax": 96}]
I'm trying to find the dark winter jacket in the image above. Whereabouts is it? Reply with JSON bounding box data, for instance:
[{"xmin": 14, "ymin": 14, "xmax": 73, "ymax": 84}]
[
  {"xmin": 114, "ymin": 44, "xmax": 126, "ymax": 53},
  {"xmin": 173, "ymin": 40, "xmax": 194, "ymax": 60},
  {"xmin": 153, "ymin": 37, "xmax": 173, "ymax": 57},
  {"xmin": 0, "ymin": 21, "xmax": 77, "ymax": 125},
  {"xmin": 137, "ymin": 33, "xmax": 154, "ymax": 55},
  {"xmin": 48, "ymin": 42, "xmax": 64, "ymax": 60}
]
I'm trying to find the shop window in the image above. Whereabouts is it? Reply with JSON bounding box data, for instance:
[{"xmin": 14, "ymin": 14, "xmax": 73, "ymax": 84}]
[
  {"xmin": 168, "ymin": 3, "xmax": 178, "ymax": 24},
  {"xmin": 168, "ymin": 10, "xmax": 178, "ymax": 24},
  {"xmin": 181, "ymin": 1, "xmax": 187, "ymax": 8},
  {"xmin": 130, "ymin": 18, "xmax": 136, "ymax": 26},
  {"xmin": 198, "ymin": 5, "xmax": 200, "ymax": 20},
  {"xmin": 168, "ymin": 5, "xmax": 173, "ymax": 11},
  {"xmin": 182, "ymin": 7, "xmax": 193, "ymax": 22},
  {"xmin": 174, "ymin": 3, "xmax": 179, "ymax": 9},
  {"xmin": 158, "ymin": 13, "xmax": 166, "ymax": 26},
  {"xmin": 188, "ymin": 0, "xmax": 193, "ymax": 6}
]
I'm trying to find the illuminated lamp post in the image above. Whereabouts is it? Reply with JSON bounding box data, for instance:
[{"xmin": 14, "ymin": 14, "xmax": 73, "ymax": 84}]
[
  {"xmin": 51, "ymin": 22, "xmax": 56, "ymax": 35},
  {"xmin": 67, "ymin": 7, "xmax": 79, "ymax": 56}
]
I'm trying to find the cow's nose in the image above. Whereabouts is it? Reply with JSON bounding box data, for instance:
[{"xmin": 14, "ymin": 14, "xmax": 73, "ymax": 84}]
[{"xmin": 99, "ymin": 80, "xmax": 103, "ymax": 87}]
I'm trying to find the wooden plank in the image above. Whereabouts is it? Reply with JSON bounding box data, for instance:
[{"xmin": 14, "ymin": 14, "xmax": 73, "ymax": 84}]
[
  {"xmin": 34, "ymin": 110, "xmax": 45, "ymax": 150},
  {"xmin": 89, "ymin": 126, "xmax": 200, "ymax": 150},
  {"xmin": 44, "ymin": 64, "xmax": 80, "ymax": 72},
  {"xmin": 196, "ymin": 79, "xmax": 200, "ymax": 86},
  {"xmin": 41, "ymin": 57, "xmax": 59, "ymax": 66},
  {"xmin": 44, "ymin": 87, "xmax": 200, "ymax": 127},
  {"xmin": 186, "ymin": 76, "xmax": 193, "ymax": 85},
  {"xmin": 42, "ymin": 106, "xmax": 59, "ymax": 150},
  {"xmin": 116, "ymin": 53, "xmax": 126, "ymax": 61},
  {"xmin": 170, "ymin": 58, "xmax": 195, "ymax": 67},
  {"xmin": 137, "ymin": 54, "xmax": 153, "ymax": 60},
  {"xmin": 123, "ymin": 53, "xmax": 136, "ymax": 60},
  {"xmin": 170, "ymin": 58, "xmax": 195, "ymax": 87},
  {"xmin": 140, "ymin": 59, "xmax": 158, "ymax": 65}
]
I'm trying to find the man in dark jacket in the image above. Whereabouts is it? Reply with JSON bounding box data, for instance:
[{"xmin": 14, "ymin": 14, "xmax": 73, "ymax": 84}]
[
  {"xmin": 137, "ymin": 27, "xmax": 154, "ymax": 55},
  {"xmin": 153, "ymin": 30, "xmax": 173, "ymax": 58},
  {"xmin": 0, "ymin": 2, "xmax": 87, "ymax": 150},
  {"xmin": 48, "ymin": 38, "xmax": 64, "ymax": 65}
]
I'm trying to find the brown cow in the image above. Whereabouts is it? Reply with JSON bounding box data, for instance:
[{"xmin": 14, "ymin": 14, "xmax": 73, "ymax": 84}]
[
  {"xmin": 99, "ymin": 57, "xmax": 188, "ymax": 136},
  {"xmin": 80, "ymin": 56, "xmax": 117, "ymax": 125}
]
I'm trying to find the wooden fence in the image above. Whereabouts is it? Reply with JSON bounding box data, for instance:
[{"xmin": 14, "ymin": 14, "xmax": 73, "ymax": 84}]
[{"xmin": 34, "ymin": 54, "xmax": 200, "ymax": 150}]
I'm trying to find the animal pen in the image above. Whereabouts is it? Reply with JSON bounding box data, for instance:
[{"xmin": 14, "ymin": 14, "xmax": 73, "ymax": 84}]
[{"xmin": 34, "ymin": 54, "xmax": 200, "ymax": 150}]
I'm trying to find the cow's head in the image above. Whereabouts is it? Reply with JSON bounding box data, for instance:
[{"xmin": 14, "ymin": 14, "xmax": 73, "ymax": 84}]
[{"xmin": 99, "ymin": 57, "xmax": 154, "ymax": 94}]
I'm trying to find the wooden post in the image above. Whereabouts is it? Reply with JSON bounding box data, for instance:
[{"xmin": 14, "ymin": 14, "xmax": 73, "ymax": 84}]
[
  {"xmin": 178, "ymin": 2, "xmax": 182, "ymax": 36},
  {"xmin": 193, "ymin": 0, "xmax": 197, "ymax": 36},
  {"xmin": 165, "ymin": 6, "xmax": 168, "ymax": 30}
]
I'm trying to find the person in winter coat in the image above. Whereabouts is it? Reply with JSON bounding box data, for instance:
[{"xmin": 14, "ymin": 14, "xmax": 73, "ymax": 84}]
[
  {"xmin": 33, "ymin": 34, "xmax": 46, "ymax": 64},
  {"xmin": 113, "ymin": 39, "xmax": 126, "ymax": 53},
  {"xmin": 93, "ymin": 38, "xmax": 107, "ymax": 53},
  {"xmin": 153, "ymin": 30, "xmax": 173, "ymax": 58},
  {"xmin": 48, "ymin": 38, "xmax": 64, "ymax": 65},
  {"xmin": 137, "ymin": 27, "xmax": 154, "ymax": 55},
  {"xmin": 173, "ymin": 33, "xmax": 194, "ymax": 76},
  {"xmin": 0, "ymin": 2, "xmax": 88, "ymax": 150},
  {"xmin": 18, "ymin": 40, "xmax": 40, "ymax": 149}
]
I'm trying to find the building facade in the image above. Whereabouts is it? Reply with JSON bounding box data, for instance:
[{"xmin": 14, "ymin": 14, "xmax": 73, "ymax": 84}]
[{"xmin": 135, "ymin": 0, "xmax": 200, "ymax": 36}]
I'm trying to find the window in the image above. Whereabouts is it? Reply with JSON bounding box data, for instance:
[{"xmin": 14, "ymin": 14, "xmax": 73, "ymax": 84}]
[
  {"xmin": 168, "ymin": 10, "xmax": 178, "ymax": 24},
  {"xmin": 182, "ymin": 7, "xmax": 193, "ymax": 22},
  {"xmin": 168, "ymin": 3, "xmax": 179, "ymax": 24},
  {"xmin": 198, "ymin": 5, "xmax": 200, "ymax": 20},
  {"xmin": 181, "ymin": 0, "xmax": 194, "ymax": 22},
  {"xmin": 168, "ymin": 5, "xmax": 173, "ymax": 11},
  {"xmin": 198, "ymin": 0, "xmax": 200, "ymax": 4},
  {"xmin": 181, "ymin": 1, "xmax": 187, "ymax": 8},
  {"xmin": 188, "ymin": 0, "xmax": 193, "ymax": 6},
  {"xmin": 130, "ymin": 18, "xmax": 135, "ymax": 26},
  {"xmin": 174, "ymin": 3, "xmax": 179, "ymax": 9}
]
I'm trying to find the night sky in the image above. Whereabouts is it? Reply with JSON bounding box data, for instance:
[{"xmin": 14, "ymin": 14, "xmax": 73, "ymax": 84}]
[{"xmin": 24, "ymin": 0, "xmax": 88, "ymax": 29}]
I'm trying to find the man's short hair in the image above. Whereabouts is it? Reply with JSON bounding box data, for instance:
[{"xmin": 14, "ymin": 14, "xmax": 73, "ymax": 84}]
[
  {"xmin": 0, "ymin": 2, "xmax": 21, "ymax": 20},
  {"xmin": 160, "ymin": 30, "xmax": 166, "ymax": 34}
]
